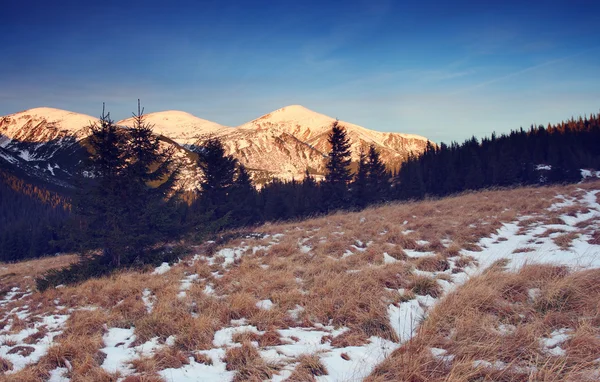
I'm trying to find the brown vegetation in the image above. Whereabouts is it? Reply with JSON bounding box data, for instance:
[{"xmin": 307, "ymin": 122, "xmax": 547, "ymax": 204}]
[
  {"xmin": 366, "ymin": 264, "xmax": 600, "ymax": 381},
  {"xmin": 1, "ymin": 180, "xmax": 599, "ymax": 380}
]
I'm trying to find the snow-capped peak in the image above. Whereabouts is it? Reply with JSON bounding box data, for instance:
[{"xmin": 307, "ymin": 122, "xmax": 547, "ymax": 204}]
[
  {"xmin": 117, "ymin": 110, "xmax": 228, "ymax": 145},
  {"xmin": 237, "ymin": 104, "xmax": 429, "ymax": 144},
  {"xmin": 2, "ymin": 107, "xmax": 99, "ymax": 134},
  {"xmin": 239, "ymin": 105, "xmax": 335, "ymax": 136},
  {"xmin": 1, "ymin": 105, "xmax": 431, "ymax": 185}
]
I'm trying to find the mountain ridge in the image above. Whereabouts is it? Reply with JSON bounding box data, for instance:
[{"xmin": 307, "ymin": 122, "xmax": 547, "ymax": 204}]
[{"xmin": 1, "ymin": 105, "xmax": 430, "ymax": 185}]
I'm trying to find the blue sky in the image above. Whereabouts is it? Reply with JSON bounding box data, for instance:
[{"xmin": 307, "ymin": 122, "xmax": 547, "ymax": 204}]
[{"xmin": 1, "ymin": 0, "xmax": 599, "ymax": 143}]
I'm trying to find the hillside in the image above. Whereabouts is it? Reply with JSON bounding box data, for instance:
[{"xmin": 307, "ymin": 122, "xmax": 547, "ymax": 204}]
[
  {"xmin": 0, "ymin": 108, "xmax": 98, "ymax": 187},
  {"xmin": 208, "ymin": 105, "xmax": 429, "ymax": 180},
  {"xmin": 0, "ymin": 105, "xmax": 429, "ymax": 190},
  {"xmin": 117, "ymin": 111, "xmax": 228, "ymax": 146},
  {"xmin": 0, "ymin": 108, "xmax": 203, "ymax": 192},
  {"xmin": 1, "ymin": 180, "xmax": 599, "ymax": 381}
]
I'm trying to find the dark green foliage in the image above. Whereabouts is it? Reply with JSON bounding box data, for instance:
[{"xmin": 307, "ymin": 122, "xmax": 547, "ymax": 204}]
[
  {"xmin": 393, "ymin": 114, "xmax": 600, "ymax": 200},
  {"xmin": 0, "ymin": 170, "xmax": 71, "ymax": 262},
  {"xmin": 70, "ymin": 102, "xmax": 182, "ymax": 268},
  {"xmin": 196, "ymin": 137, "xmax": 237, "ymax": 221},
  {"xmin": 366, "ymin": 144, "xmax": 390, "ymax": 203},
  {"xmin": 351, "ymin": 148, "xmax": 369, "ymax": 208},
  {"xmin": 228, "ymin": 164, "xmax": 260, "ymax": 227},
  {"xmin": 72, "ymin": 107, "xmax": 130, "ymax": 266},
  {"xmin": 122, "ymin": 102, "xmax": 182, "ymax": 263},
  {"xmin": 394, "ymin": 153, "xmax": 425, "ymax": 199},
  {"xmin": 190, "ymin": 138, "xmax": 259, "ymax": 230},
  {"xmin": 323, "ymin": 121, "xmax": 353, "ymax": 210}
]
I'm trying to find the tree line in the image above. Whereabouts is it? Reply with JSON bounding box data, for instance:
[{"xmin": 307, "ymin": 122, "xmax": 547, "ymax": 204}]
[
  {"xmin": 0, "ymin": 105, "xmax": 597, "ymax": 281},
  {"xmin": 228, "ymin": 114, "xmax": 600, "ymax": 221},
  {"xmin": 0, "ymin": 170, "xmax": 71, "ymax": 262},
  {"xmin": 394, "ymin": 115, "xmax": 600, "ymax": 199}
]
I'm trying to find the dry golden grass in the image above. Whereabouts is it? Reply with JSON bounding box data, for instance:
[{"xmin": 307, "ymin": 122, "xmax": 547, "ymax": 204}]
[
  {"xmin": 286, "ymin": 354, "xmax": 328, "ymax": 381},
  {"xmin": 152, "ymin": 346, "xmax": 190, "ymax": 370},
  {"xmin": 512, "ymin": 247, "xmax": 536, "ymax": 254},
  {"xmin": 7, "ymin": 346, "xmax": 35, "ymax": 357},
  {"xmin": 553, "ymin": 232, "xmax": 579, "ymax": 249},
  {"xmin": 0, "ymin": 357, "xmax": 12, "ymax": 373},
  {"xmin": 0, "ymin": 254, "xmax": 78, "ymax": 292},
  {"xmin": 22, "ymin": 327, "xmax": 48, "ymax": 345},
  {"xmin": 130, "ymin": 356, "xmax": 158, "ymax": 374},
  {"xmin": 192, "ymin": 352, "xmax": 213, "ymax": 365},
  {"xmin": 415, "ymin": 255, "xmax": 449, "ymax": 272},
  {"xmin": 366, "ymin": 264, "xmax": 600, "ymax": 381},
  {"xmin": 329, "ymin": 330, "xmax": 369, "ymax": 347},
  {"xmin": 407, "ymin": 275, "xmax": 442, "ymax": 298},
  {"xmin": 121, "ymin": 375, "xmax": 164, "ymax": 382},
  {"xmin": 224, "ymin": 341, "xmax": 278, "ymax": 382},
  {"xmin": 1, "ymin": 180, "xmax": 598, "ymax": 381}
]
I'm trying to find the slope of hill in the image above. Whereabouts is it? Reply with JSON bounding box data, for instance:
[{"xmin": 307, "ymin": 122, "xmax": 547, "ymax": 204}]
[
  {"xmin": 0, "ymin": 108, "xmax": 99, "ymax": 186},
  {"xmin": 0, "ymin": 108, "xmax": 203, "ymax": 191},
  {"xmin": 1, "ymin": 180, "xmax": 599, "ymax": 381},
  {"xmin": 207, "ymin": 105, "xmax": 429, "ymax": 179},
  {"xmin": 117, "ymin": 111, "xmax": 228, "ymax": 145}
]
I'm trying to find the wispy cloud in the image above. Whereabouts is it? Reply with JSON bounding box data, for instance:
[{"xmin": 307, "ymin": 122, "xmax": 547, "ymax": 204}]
[{"xmin": 451, "ymin": 47, "xmax": 599, "ymax": 95}]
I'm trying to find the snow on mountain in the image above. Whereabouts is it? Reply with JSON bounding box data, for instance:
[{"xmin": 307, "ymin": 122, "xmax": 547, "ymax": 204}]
[
  {"xmin": 0, "ymin": 108, "xmax": 101, "ymax": 185},
  {"xmin": 212, "ymin": 126, "xmax": 329, "ymax": 182},
  {"xmin": 238, "ymin": 104, "xmax": 426, "ymax": 145},
  {"xmin": 202, "ymin": 105, "xmax": 430, "ymax": 180},
  {"xmin": 0, "ymin": 107, "xmax": 202, "ymax": 190},
  {"xmin": 0, "ymin": 107, "xmax": 98, "ymax": 147},
  {"xmin": 236, "ymin": 105, "xmax": 338, "ymax": 139},
  {"xmin": 117, "ymin": 110, "xmax": 228, "ymax": 145},
  {"xmin": 0, "ymin": 105, "xmax": 431, "ymax": 187}
]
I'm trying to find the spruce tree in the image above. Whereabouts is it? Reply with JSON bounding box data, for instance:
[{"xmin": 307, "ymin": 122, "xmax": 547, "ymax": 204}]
[
  {"xmin": 73, "ymin": 106, "xmax": 130, "ymax": 267},
  {"xmin": 323, "ymin": 121, "xmax": 352, "ymax": 210},
  {"xmin": 366, "ymin": 144, "xmax": 390, "ymax": 203},
  {"xmin": 124, "ymin": 101, "xmax": 181, "ymax": 263},
  {"xmin": 351, "ymin": 148, "xmax": 369, "ymax": 208},
  {"xmin": 228, "ymin": 164, "xmax": 259, "ymax": 227},
  {"xmin": 299, "ymin": 169, "xmax": 321, "ymax": 215},
  {"xmin": 196, "ymin": 137, "xmax": 237, "ymax": 225}
]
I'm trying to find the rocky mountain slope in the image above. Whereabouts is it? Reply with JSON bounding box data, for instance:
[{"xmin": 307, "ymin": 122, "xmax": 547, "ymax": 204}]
[
  {"xmin": 123, "ymin": 105, "xmax": 430, "ymax": 181},
  {"xmin": 0, "ymin": 108, "xmax": 200, "ymax": 190},
  {"xmin": 0, "ymin": 108, "xmax": 97, "ymax": 187},
  {"xmin": 118, "ymin": 110, "xmax": 228, "ymax": 146},
  {"xmin": 1, "ymin": 105, "xmax": 430, "ymax": 188}
]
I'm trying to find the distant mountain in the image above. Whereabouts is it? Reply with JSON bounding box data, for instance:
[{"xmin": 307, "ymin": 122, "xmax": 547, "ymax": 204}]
[
  {"xmin": 117, "ymin": 110, "xmax": 228, "ymax": 145},
  {"xmin": 0, "ymin": 107, "xmax": 200, "ymax": 191},
  {"xmin": 0, "ymin": 105, "xmax": 430, "ymax": 188},
  {"xmin": 210, "ymin": 105, "xmax": 429, "ymax": 180},
  {"xmin": 0, "ymin": 107, "xmax": 97, "ymax": 188}
]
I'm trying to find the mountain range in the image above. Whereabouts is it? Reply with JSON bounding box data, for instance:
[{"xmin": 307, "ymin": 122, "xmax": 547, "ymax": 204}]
[{"xmin": 0, "ymin": 105, "xmax": 430, "ymax": 190}]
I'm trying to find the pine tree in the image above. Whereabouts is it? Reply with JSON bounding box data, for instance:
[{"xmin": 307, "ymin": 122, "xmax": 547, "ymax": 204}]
[
  {"xmin": 228, "ymin": 164, "xmax": 259, "ymax": 227},
  {"xmin": 299, "ymin": 169, "xmax": 321, "ymax": 216},
  {"xmin": 464, "ymin": 138, "xmax": 484, "ymax": 190},
  {"xmin": 73, "ymin": 105, "xmax": 130, "ymax": 267},
  {"xmin": 323, "ymin": 121, "xmax": 352, "ymax": 210},
  {"xmin": 351, "ymin": 148, "xmax": 369, "ymax": 208},
  {"xmin": 366, "ymin": 144, "xmax": 390, "ymax": 203},
  {"xmin": 395, "ymin": 155, "xmax": 425, "ymax": 199},
  {"xmin": 196, "ymin": 137, "xmax": 238, "ymax": 225},
  {"xmin": 123, "ymin": 101, "xmax": 181, "ymax": 263}
]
